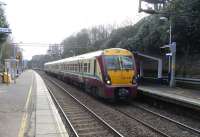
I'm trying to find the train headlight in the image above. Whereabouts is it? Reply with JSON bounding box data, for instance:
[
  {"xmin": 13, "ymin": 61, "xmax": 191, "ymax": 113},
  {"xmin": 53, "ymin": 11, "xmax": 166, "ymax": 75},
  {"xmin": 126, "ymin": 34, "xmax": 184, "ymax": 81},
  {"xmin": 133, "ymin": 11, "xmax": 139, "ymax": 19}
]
[
  {"xmin": 106, "ymin": 80, "xmax": 111, "ymax": 85},
  {"xmin": 105, "ymin": 75, "xmax": 112, "ymax": 85}
]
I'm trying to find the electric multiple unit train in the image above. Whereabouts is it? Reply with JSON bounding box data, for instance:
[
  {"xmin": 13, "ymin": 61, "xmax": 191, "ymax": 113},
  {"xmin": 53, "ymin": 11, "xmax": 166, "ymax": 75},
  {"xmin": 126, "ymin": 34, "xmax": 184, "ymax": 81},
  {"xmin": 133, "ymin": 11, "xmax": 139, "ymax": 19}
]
[{"xmin": 44, "ymin": 48, "xmax": 138, "ymax": 100}]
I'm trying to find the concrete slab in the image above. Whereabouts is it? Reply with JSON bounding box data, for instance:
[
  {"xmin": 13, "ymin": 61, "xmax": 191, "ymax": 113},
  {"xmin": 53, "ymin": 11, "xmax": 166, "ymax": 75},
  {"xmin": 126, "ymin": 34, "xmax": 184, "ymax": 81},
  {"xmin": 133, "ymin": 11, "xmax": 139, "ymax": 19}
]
[
  {"xmin": 0, "ymin": 70, "xmax": 69, "ymax": 137},
  {"xmin": 36, "ymin": 133, "xmax": 69, "ymax": 137},
  {"xmin": 138, "ymin": 85, "xmax": 200, "ymax": 110},
  {"xmin": 34, "ymin": 72, "xmax": 69, "ymax": 137},
  {"xmin": 36, "ymin": 115, "xmax": 55, "ymax": 124},
  {"xmin": 36, "ymin": 110, "xmax": 52, "ymax": 116},
  {"xmin": 0, "ymin": 70, "xmax": 35, "ymax": 137},
  {"xmin": 36, "ymin": 105, "xmax": 51, "ymax": 110},
  {"xmin": 36, "ymin": 124, "xmax": 58, "ymax": 135}
]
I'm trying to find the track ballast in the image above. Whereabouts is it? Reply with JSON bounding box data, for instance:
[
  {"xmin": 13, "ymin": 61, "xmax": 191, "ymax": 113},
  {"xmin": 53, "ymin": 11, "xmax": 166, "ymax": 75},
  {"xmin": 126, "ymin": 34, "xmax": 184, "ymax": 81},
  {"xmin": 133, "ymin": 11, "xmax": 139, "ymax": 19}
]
[{"xmin": 44, "ymin": 75, "xmax": 123, "ymax": 137}]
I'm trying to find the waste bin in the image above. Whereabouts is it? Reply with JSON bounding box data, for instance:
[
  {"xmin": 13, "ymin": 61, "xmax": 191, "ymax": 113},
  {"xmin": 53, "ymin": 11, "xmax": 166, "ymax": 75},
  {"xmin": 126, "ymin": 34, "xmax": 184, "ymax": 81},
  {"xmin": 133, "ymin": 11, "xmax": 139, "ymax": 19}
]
[{"xmin": 3, "ymin": 72, "xmax": 11, "ymax": 84}]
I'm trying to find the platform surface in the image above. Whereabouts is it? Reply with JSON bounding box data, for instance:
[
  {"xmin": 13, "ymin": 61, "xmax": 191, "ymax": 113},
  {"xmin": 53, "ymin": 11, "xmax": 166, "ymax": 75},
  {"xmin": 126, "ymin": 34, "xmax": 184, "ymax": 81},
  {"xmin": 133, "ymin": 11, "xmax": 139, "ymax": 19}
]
[
  {"xmin": 35, "ymin": 71, "xmax": 68, "ymax": 137},
  {"xmin": 0, "ymin": 70, "xmax": 68, "ymax": 137},
  {"xmin": 138, "ymin": 84, "xmax": 200, "ymax": 110}
]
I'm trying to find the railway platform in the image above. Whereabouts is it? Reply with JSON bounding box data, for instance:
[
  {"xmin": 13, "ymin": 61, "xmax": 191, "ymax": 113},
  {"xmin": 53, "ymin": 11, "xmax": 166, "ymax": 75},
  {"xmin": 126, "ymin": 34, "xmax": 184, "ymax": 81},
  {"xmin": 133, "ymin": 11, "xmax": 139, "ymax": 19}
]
[
  {"xmin": 138, "ymin": 84, "xmax": 200, "ymax": 111},
  {"xmin": 0, "ymin": 70, "xmax": 68, "ymax": 137}
]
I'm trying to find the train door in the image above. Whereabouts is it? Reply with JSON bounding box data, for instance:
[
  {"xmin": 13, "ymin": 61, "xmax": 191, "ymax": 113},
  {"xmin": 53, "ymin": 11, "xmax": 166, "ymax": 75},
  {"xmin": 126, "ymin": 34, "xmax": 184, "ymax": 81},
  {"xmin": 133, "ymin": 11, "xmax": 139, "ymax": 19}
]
[{"xmin": 79, "ymin": 60, "xmax": 84, "ymax": 83}]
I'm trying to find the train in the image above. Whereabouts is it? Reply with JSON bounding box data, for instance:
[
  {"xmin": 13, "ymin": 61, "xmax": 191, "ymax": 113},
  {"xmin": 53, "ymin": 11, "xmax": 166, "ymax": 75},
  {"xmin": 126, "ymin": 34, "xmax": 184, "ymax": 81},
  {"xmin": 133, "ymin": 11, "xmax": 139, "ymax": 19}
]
[{"xmin": 44, "ymin": 48, "xmax": 138, "ymax": 101}]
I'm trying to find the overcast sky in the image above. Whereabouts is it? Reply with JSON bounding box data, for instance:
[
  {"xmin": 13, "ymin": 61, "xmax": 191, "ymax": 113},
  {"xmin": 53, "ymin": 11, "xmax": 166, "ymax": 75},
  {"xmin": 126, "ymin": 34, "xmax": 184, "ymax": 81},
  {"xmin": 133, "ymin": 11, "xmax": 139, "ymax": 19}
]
[{"xmin": 4, "ymin": 0, "xmax": 146, "ymax": 60}]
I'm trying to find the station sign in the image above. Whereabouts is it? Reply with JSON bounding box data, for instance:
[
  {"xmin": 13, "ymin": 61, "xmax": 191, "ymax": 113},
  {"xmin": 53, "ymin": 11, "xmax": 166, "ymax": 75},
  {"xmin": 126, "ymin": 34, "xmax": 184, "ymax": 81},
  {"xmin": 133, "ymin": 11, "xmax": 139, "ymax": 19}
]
[
  {"xmin": 160, "ymin": 42, "xmax": 176, "ymax": 56},
  {"xmin": 0, "ymin": 28, "xmax": 12, "ymax": 33},
  {"xmin": 166, "ymin": 53, "xmax": 172, "ymax": 56}
]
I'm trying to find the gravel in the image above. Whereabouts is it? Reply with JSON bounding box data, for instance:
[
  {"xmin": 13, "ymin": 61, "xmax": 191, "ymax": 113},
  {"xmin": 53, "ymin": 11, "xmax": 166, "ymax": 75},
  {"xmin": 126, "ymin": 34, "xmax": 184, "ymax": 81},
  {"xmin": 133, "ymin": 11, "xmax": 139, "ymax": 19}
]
[{"xmin": 40, "ymin": 71, "xmax": 200, "ymax": 137}]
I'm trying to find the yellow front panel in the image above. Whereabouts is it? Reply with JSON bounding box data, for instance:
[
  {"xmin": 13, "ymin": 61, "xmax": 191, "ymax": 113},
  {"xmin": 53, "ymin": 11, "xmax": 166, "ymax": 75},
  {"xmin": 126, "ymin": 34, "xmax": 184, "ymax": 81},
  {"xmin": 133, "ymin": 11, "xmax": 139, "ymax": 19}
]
[
  {"xmin": 104, "ymin": 48, "xmax": 133, "ymax": 56},
  {"xmin": 108, "ymin": 70, "xmax": 135, "ymax": 85},
  {"xmin": 104, "ymin": 48, "xmax": 136, "ymax": 85}
]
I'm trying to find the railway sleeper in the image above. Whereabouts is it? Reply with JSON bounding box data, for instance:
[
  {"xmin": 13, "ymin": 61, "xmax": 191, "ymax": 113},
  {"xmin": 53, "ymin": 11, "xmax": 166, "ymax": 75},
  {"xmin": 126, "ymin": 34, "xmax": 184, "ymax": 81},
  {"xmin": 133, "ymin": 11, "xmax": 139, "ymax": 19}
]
[
  {"xmin": 76, "ymin": 126, "xmax": 106, "ymax": 133},
  {"xmin": 62, "ymin": 106, "xmax": 80, "ymax": 109},
  {"xmin": 63, "ymin": 108, "xmax": 83, "ymax": 112},
  {"xmin": 69, "ymin": 113, "xmax": 89, "ymax": 117},
  {"xmin": 78, "ymin": 130, "xmax": 112, "ymax": 137},
  {"xmin": 71, "ymin": 118, "xmax": 95, "ymax": 124},
  {"xmin": 70, "ymin": 116, "xmax": 92, "ymax": 121},
  {"xmin": 73, "ymin": 122, "xmax": 100, "ymax": 129},
  {"xmin": 66, "ymin": 111, "xmax": 83, "ymax": 115}
]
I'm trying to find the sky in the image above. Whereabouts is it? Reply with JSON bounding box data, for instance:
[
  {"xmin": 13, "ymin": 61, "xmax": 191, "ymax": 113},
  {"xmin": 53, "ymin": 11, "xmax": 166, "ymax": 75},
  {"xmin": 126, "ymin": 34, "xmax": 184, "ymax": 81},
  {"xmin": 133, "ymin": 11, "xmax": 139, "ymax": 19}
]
[{"xmin": 3, "ymin": 0, "xmax": 146, "ymax": 60}]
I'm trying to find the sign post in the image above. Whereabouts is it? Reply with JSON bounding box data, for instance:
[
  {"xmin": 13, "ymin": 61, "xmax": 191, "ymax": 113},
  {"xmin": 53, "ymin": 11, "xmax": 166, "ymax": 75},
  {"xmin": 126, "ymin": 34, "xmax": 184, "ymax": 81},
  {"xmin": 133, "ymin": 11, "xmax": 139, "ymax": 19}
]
[
  {"xmin": 161, "ymin": 42, "xmax": 176, "ymax": 87},
  {"xmin": 170, "ymin": 42, "xmax": 176, "ymax": 87}
]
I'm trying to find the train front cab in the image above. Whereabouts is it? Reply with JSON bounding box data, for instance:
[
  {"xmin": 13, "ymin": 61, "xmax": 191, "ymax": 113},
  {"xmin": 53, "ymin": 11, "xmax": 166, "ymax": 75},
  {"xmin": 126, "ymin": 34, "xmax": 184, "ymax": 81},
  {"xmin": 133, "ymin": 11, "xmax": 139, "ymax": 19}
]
[{"xmin": 101, "ymin": 49, "xmax": 138, "ymax": 100}]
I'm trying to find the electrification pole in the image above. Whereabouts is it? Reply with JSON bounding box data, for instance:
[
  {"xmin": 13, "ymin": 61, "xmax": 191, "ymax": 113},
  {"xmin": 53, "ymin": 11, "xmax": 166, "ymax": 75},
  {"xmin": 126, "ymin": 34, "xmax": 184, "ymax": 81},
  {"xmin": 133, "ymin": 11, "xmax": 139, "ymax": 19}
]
[
  {"xmin": 170, "ymin": 42, "xmax": 176, "ymax": 87},
  {"xmin": 13, "ymin": 44, "xmax": 16, "ymax": 83}
]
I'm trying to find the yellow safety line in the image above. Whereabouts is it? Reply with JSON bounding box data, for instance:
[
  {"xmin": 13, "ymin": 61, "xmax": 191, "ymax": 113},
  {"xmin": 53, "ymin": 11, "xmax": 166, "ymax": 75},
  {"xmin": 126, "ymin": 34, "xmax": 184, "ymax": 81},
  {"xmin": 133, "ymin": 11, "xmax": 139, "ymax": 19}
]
[{"xmin": 18, "ymin": 72, "xmax": 34, "ymax": 137}]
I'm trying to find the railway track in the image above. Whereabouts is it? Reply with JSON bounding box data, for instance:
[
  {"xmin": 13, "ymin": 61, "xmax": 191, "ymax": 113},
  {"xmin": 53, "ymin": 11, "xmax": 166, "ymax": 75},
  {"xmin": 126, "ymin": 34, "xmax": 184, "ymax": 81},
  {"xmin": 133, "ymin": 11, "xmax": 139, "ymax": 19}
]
[
  {"xmin": 43, "ymin": 74, "xmax": 170, "ymax": 137},
  {"xmin": 40, "ymin": 72, "xmax": 200, "ymax": 137},
  {"xmin": 132, "ymin": 103, "xmax": 200, "ymax": 135},
  {"xmin": 112, "ymin": 103, "xmax": 200, "ymax": 137},
  {"xmin": 113, "ymin": 107, "xmax": 171, "ymax": 137},
  {"xmin": 44, "ymin": 76, "xmax": 123, "ymax": 137}
]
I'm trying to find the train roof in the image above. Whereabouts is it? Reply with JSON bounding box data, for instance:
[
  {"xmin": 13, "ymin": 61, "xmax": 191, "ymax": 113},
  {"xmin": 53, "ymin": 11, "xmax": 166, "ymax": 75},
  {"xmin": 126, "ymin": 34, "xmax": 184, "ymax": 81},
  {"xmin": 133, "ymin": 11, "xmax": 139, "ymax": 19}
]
[
  {"xmin": 45, "ymin": 48, "xmax": 132, "ymax": 65},
  {"xmin": 45, "ymin": 50, "xmax": 103, "ymax": 65}
]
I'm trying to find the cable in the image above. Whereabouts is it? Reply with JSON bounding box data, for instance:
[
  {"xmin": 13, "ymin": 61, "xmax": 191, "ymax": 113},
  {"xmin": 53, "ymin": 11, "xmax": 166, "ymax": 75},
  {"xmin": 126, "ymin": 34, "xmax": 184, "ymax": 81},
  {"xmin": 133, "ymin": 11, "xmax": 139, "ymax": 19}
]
[{"xmin": 12, "ymin": 43, "xmax": 64, "ymax": 47}]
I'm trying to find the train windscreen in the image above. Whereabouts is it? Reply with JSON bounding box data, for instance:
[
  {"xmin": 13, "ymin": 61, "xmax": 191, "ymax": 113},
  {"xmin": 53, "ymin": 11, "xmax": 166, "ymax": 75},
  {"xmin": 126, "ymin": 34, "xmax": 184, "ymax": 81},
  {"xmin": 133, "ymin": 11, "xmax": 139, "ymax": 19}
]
[
  {"xmin": 104, "ymin": 56, "xmax": 134, "ymax": 70},
  {"xmin": 121, "ymin": 56, "xmax": 133, "ymax": 69}
]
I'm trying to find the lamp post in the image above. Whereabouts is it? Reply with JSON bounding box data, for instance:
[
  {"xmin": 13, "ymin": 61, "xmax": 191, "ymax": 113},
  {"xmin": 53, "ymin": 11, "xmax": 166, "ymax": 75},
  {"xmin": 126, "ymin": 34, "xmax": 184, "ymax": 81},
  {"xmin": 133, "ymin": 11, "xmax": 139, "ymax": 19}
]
[
  {"xmin": 0, "ymin": 1, "xmax": 6, "ymax": 65},
  {"xmin": 160, "ymin": 16, "xmax": 176, "ymax": 87},
  {"xmin": 160, "ymin": 17, "xmax": 171, "ymax": 82},
  {"xmin": 12, "ymin": 44, "xmax": 17, "ymax": 83}
]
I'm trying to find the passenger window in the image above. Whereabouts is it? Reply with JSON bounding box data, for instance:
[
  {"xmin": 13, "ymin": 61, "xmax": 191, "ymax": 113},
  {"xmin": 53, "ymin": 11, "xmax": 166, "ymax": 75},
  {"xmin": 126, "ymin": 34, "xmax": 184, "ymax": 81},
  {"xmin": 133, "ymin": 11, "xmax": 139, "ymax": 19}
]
[
  {"xmin": 81, "ymin": 63, "xmax": 83, "ymax": 72},
  {"xmin": 84, "ymin": 63, "xmax": 87, "ymax": 73},
  {"xmin": 75, "ymin": 64, "xmax": 78, "ymax": 72},
  {"xmin": 94, "ymin": 60, "xmax": 96, "ymax": 76},
  {"xmin": 88, "ymin": 62, "xmax": 90, "ymax": 73}
]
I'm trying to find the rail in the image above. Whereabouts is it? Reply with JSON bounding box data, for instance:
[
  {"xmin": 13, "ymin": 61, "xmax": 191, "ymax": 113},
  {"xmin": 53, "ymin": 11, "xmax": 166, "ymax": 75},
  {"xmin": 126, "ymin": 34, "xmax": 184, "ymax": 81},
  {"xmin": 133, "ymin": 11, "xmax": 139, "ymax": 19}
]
[
  {"xmin": 47, "ymin": 86, "xmax": 79, "ymax": 137},
  {"xmin": 114, "ymin": 107, "xmax": 171, "ymax": 137},
  {"xmin": 132, "ymin": 103, "xmax": 200, "ymax": 135},
  {"xmin": 45, "ymin": 76, "xmax": 124, "ymax": 137}
]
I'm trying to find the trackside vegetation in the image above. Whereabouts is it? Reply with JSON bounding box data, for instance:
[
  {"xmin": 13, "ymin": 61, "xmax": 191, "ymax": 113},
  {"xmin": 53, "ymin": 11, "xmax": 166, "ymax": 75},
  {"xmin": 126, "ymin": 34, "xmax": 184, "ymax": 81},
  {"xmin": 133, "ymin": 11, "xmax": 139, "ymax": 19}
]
[{"xmin": 31, "ymin": 0, "xmax": 200, "ymax": 78}]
